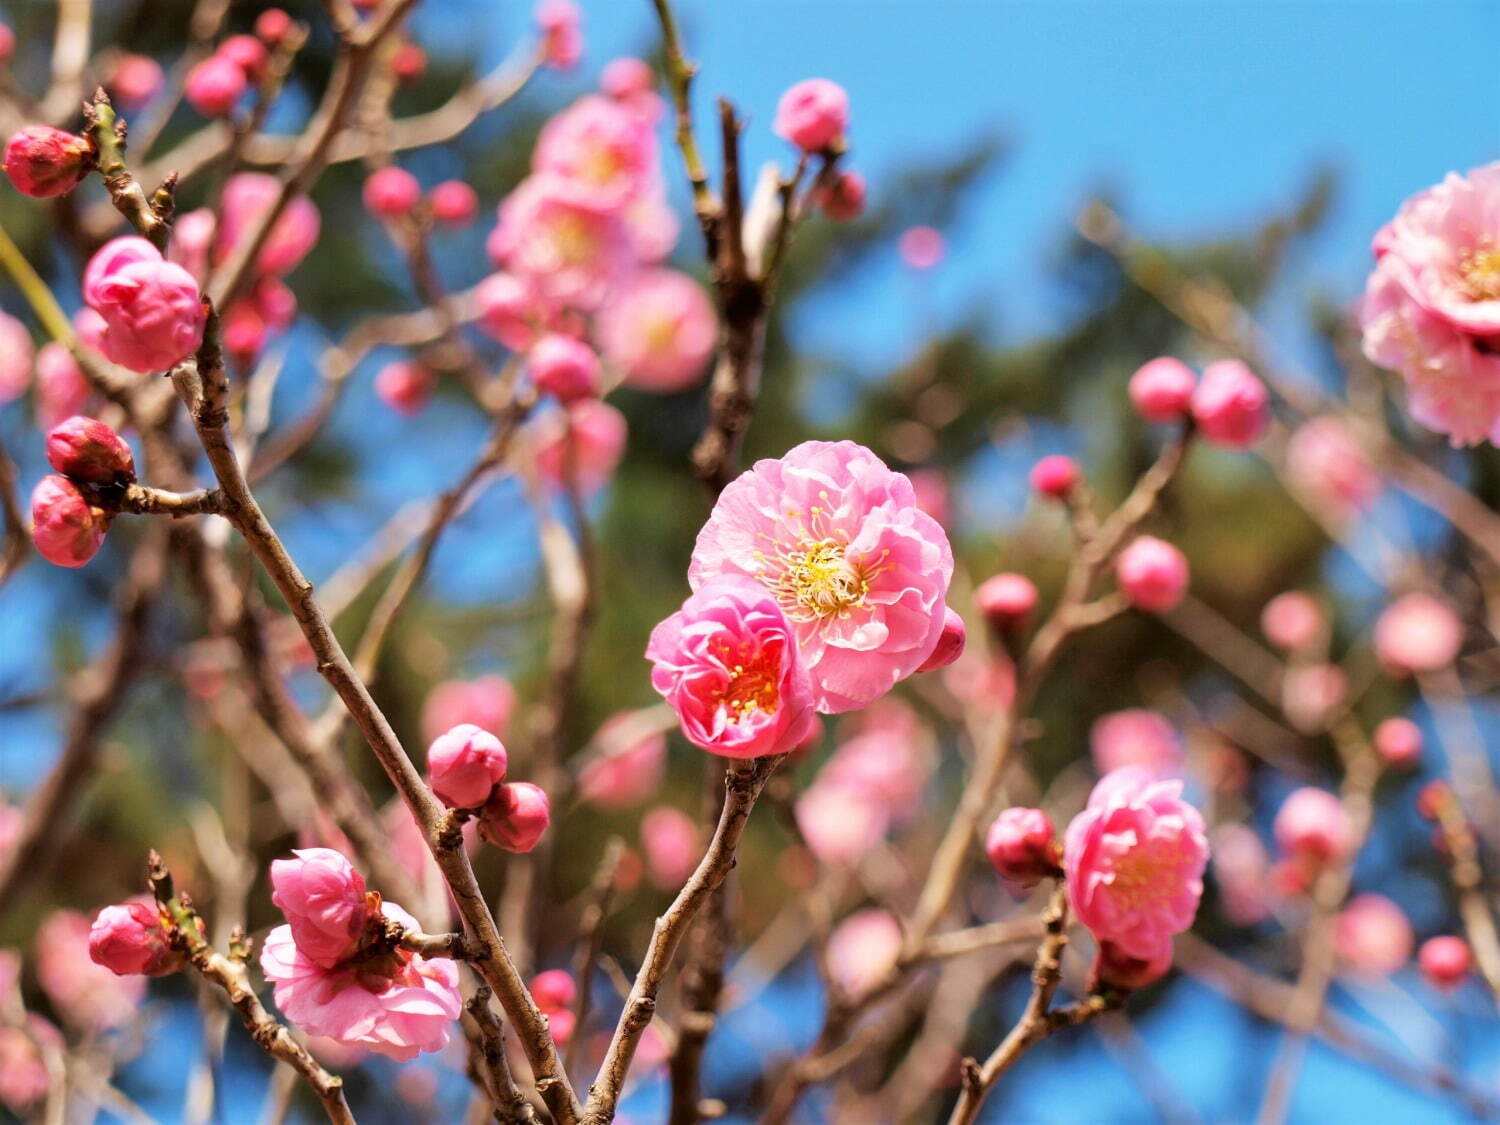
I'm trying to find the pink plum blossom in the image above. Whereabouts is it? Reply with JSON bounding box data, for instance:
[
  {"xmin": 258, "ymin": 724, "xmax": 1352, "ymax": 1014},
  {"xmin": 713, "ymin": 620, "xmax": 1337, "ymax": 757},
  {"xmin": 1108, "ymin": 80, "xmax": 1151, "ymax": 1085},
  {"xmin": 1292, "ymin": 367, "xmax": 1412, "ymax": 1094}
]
[
  {"xmin": 34, "ymin": 340, "xmax": 90, "ymax": 428},
  {"xmin": 1190, "ymin": 360, "xmax": 1269, "ymax": 448},
  {"xmin": 4, "ymin": 125, "xmax": 92, "ymax": 198},
  {"xmin": 536, "ymin": 0, "xmax": 582, "ymax": 70},
  {"xmin": 429, "ymin": 180, "xmax": 479, "ymax": 227},
  {"xmin": 108, "ymin": 54, "xmax": 164, "ymax": 109},
  {"xmin": 478, "ymin": 782, "xmax": 551, "ymax": 853},
  {"xmin": 527, "ymin": 333, "xmax": 602, "ymax": 402},
  {"xmin": 773, "ymin": 79, "xmax": 849, "ymax": 152},
  {"xmin": 916, "ymin": 606, "xmax": 966, "ymax": 672},
  {"xmin": 427, "ymin": 723, "xmax": 509, "ymax": 809},
  {"xmin": 596, "ymin": 269, "xmax": 718, "ymax": 392},
  {"xmin": 1282, "ymin": 663, "xmax": 1348, "ymax": 733},
  {"xmin": 1284, "ymin": 417, "xmax": 1381, "ymax": 517},
  {"xmin": 794, "ymin": 781, "xmax": 890, "ymax": 866},
  {"xmin": 363, "ymin": 166, "xmax": 422, "ymax": 219},
  {"xmin": 976, "ymin": 573, "xmax": 1038, "ymax": 631},
  {"xmin": 217, "ymin": 173, "xmax": 321, "ymax": 277},
  {"xmin": 375, "ymin": 360, "xmax": 435, "ymax": 416},
  {"xmin": 421, "ymin": 675, "xmax": 517, "ymax": 745},
  {"xmin": 490, "ymin": 174, "xmax": 632, "ymax": 309},
  {"xmin": 641, "ymin": 806, "xmax": 700, "ymax": 890},
  {"xmin": 826, "ymin": 909, "xmax": 901, "ymax": 1000},
  {"xmin": 1260, "ymin": 591, "xmax": 1325, "ymax": 653},
  {"xmin": 83, "ymin": 236, "xmax": 206, "ymax": 373},
  {"xmin": 31, "ymin": 475, "xmax": 107, "ymax": 568},
  {"xmin": 1210, "ymin": 823, "xmax": 1269, "ymax": 926},
  {"xmin": 576, "ymin": 711, "xmax": 668, "ymax": 809},
  {"xmin": 816, "ymin": 170, "xmax": 866, "ymax": 222},
  {"xmin": 0, "ymin": 1018, "xmax": 60, "ymax": 1113},
  {"xmin": 533, "ymin": 399, "xmax": 627, "ymax": 495},
  {"xmin": 1029, "ymin": 454, "xmax": 1080, "ymax": 499},
  {"xmin": 1128, "ymin": 357, "xmax": 1196, "ymax": 423},
  {"xmin": 1115, "ymin": 535, "xmax": 1189, "ymax": 612},
  {"xmin": 1063, "ymin": 768, "xmax": 1209, "ymax": 963},
  {"xmin": 534, "ymin": 95, "xmax": 658, "ymax": 210},
  {"xmin": 1089, "ymin": 709, "xmax": 1181, "ymax": 776},
  {"xmin": 600, "ymin": 57, "xmax": 662, "ymax": 122},
  {"xmin": 269, "ymin": 847, "xmax": 372, "ymax": 968},
  {"xmin": 1373, "ymin": 716, "xmax": 1422, "ymax": 767},
  {"xmin": 985, "ymin": 807, "xmax": 1058, "ymax": 885},
  {"xmin": 689, "ymin": 440, "xmax": 954, "ymax": 713},
  {"xmin": 475, "ymin": 272, "xmax": 556, "ymax": 351},
  {"xmin": 88, "ymin": 898, "xmax": 181, "ymax": 977},
  {"xmin": 47, "ymin": 416, "xmax": 134, "ymax": 484},
  {"xmin": 647, "ymin": 578, "xmax": 817, "ymax": 758},
  {"xmin": 185, "ymin": 55, "xmax": 246, "ymax": 116},
  {"xmin": 0, "ymin": 310, "xmax": 32, "ymax": 403},
  {"xmin": 1373, "ymin": 592, "xmax": 1463, "ymax": 674},
  {"xmin": 1273, "ymin": 787, "xmax": 1352, "ymax": 865},
  {"xmin": 898, "ymin": 226, "xmax": 945, "ymax": 270},
  {"xmin": 1419, "ymin": 935, "xmax": 1472, "ymax": 991},
  {"xmin": 532, "ymin": 969, "xmax": 576, "ymax": 1011},
  {"xmin": 1333, "ymin": 893, "xmax": 1413, "ymax": 977}
]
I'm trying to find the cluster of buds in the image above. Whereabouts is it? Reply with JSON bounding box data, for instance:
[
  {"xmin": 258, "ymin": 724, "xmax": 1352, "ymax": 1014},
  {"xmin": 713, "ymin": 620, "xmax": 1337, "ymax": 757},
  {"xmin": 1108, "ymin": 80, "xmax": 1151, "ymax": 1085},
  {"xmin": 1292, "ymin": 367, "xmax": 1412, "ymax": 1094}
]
[
  {"xmin": 31, "ymin": 416, "xmax": 135, "ymax": 568},
  {"xmin": 425, "ymin": 724, "xmax": 551, "ymax": 853}
]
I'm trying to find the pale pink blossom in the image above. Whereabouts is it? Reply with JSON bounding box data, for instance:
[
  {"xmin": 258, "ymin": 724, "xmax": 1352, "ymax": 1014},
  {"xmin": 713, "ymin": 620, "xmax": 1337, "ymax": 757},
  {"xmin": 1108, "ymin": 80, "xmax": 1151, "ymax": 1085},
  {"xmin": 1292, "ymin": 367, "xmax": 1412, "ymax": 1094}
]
[
  {"xmin": 1333, "ymin": 893, "xmax": 1413, "ymax": 977},
  {"xmin": 1373, "ymin": 592, "xmax": 1463, "ymax": 674},
  {"xmin": 576, "ymin": 711, "xmax": 667, "ymax": 809},
  {"xmin": 985, "ymin": 807, "xmax": 1058, "ymax": 885},
  {"xmin": 427, "ymin": 723, "xmax": 508, "ymax": 809},
  {"xmin": 421, "ymin": 675, "xmax": 517, "ymax": 745},
  {"xmin": 1273, "ymin": 787, "xmax": 1352, "ymax": 865},
  {"xmin": 375, "ymin": 360, "xmax": 435, "ymax": 416},
  {"xmin": 773, "ymin": 79, "xmax": 849, "ymax": 152},
  {"xmin": 185, "ymin": 55, "xmax": 246, "ymax": 116},
  {"xmin": 647, "ymin": 578, "xmax": 817, "ymax": 759},
  {"xmin": 83, "ymin": 236, "xmax": 206, "ymax": 373},
  {"xmin": 108, "ymin": 53, "xmax": 164, "ymax": 109},
  {"xmin": 34, "ymin": 341, "xmax": 89, "ymax": 428},
  {"xmin": 47, "ymin": 416, "xmax": 134, "ymax": 484},
  {"xmin": 1419, "ymin": 935, "xmax": 1472, "ymax": 991},
  {"xmin": 916, "ymin": 606, "xmax": 966, "ymax": 672},
  {"xmin": 363, "ymin": 165, "xmax": 421, "ymax": 219},
  {"xmin": 820, "ymin": 703, "xmax": 933, "ymax": 817},
  {"xmin": 600, "ymin": 57, "xmax": 662, "ymax": 122},
  {"xmin": 689, "ymin": 441, "xmax": 954, "ymax": 713},
  {"xmin": 1128, "ymin": 357, "xmax": 1196, "ymax": 423},
  {"xmin": 169, "ymin": 208, "xmax": 217, "ymax": 283},
  {"xmin": 794, "ymin": 781, "xmax": 890, "ymax": 866},
  {"xmin": 1373, "ymin": 716, "xmax": 1423, "ymax": 767},
  {"xmin": 217, "ymin": 173, "xmax": 321, "ymax": 277},
  {"xmin": 3, "ymin": 125, "xmax": 92, "ymax": 198},
  {"xmin": 478, "ymin": 782, "xmax": 551, "ymax": 853},
  {"xmin": 31, "ymin": 474, "xmax": 107, "ymax": 568},
  {"xmin": 534, "ymin": 95, "xmax": 658, "ymax": 210},
  {"xmin": 489, "ymin": 174, "xmax": 632, "ymax": 309},
  {"xmin": 88, "ymin": 898, "xmax": 181, "ymax": 977},
  {"xmin": 622, "ymin": 191, "xmax": 681, "ymax": 263},
  {"xmin": 1282, "ymin": 663, "xmax": 1348, "ymax": 733},
  {"xmin": 0, "ymin": 1018, "xmax": 59, "ymax": 1113},
  {"xmin": 260, "ymin": 902, "xmax": 462, "ymax": 1061},
  {"xmin": 533, "ymin": 399, "xmax": 627, "ymax": 495},
  {"xmin": 826, "ymin": 909, "xmax": 901, "ymax": 1000},
  {"xmin": 1260, "ymin": 591, "xmax": 1325, "ymax": 653},
  {"xmin": 898, "ymin": 226, "xmax": 945, "ymax": 271},
  {"xmin": 527, "ymin": 333, "xmax": 601, "ymax": 402},
  {"xmin": 976, "ymin": 573, "xmax": 1038, "ymax": 631},
  {"xmin": 596, "ymin": 269, "xmax": 717, "ymax": 393},
  {"xmin": 1210, "ymin": 823, "xmax": 1269, "ymax": 926},
  {"xmin": 1029, "ymin": 454, "xmax": 1080, "ymax": 499},
  {"xmin": 35, "ymin": 910, "xmax": 145, "ymax": 1031},
  {"xmin": 641, "ymin": 806, "xmax": 700, "ymax": 890},
  {"xmin": 536, "ymin": 0, "xmax": 582, "ymax": 70},
  {"xmin": 1115, "ymin": 536, "xmax": 1189, "ymax": 612},
  {"xmin": 269, "ymin": 847, "xmax": 372, "ymax": 968},
  {"xmin": 474, "ymin": 272, "xmax": 556, "ymax": 352},
  {"xmin": 1063, "ymin": 768, "xmax": 1208, "ymax": 963},
  {"xmin": 1284, "ymin": 416, "xmax": 1381, "ymax": 517},
  {"xmin": 1089, "ymin": 709, "xmax": 1181, "ymax": 776},
  {"xmin": 0, "ymin": 310, "xmax": 33, "ymax": 402},
  {"xmin": 1190, "ymin": 360, "xmax": 1269, "ymax": 448}
]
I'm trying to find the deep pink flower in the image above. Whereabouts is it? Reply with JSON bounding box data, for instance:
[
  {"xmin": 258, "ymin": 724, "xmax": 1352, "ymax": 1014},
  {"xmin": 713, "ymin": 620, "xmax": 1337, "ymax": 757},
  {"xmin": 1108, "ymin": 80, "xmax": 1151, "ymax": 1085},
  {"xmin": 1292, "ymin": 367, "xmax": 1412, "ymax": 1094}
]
[
  {"xmin": 1419, "ymin": 935, "xmax": 1472, "ymax": 991},
  {"xmin": 1285, "ymin": 417, "xmax": 1381, "ymax": 517},
  {"xmin": 647, "ymin": 578, "xmax": 817, "ymax": 758},
  {"xmin": 429, "ymin": 179, "xmax": 478, "ymax": 227},
  {"xmin": 490, "ymin": 174, "xmax": 632, "ymax": 309},
  {"xmin": 1128, "ymin": 357, "xmax": 1196, "ymax": 423},
  {"xmin": 168, "ymin": 208, "xmax": 216, "ymax": 282},
  {"xmin": 31, "ymin": 475, "xmax": 107, "ymax": 568},
  {"xmin": 1063, "ymin": 768, "xmax": 1208, "ymax": 963},
  {"xmin": 773, "ymin": 79, "xmax": 849, "ymax": 152},
  {"xmin": 0, "ymin": 311, "xmax": 32, "ymax": 403},
  {"xmin": 536, "ymin": 0, "xmax": 583, "ymax": 70},
  {"xmin": 34, "ymin": 340, "xmax": 89, "ymax": 428},
  {"xmin": 478, "ymin": 782, "xmax": 551, "ymax": 853},
  {"xmin": 269, "ymin": 847, "xmax": 372, "ymax": 968},
  {"xmin": 533, "ymin": 399, "xmax": 627, "ymax": 495},
  {"xmin": 641, "ymin": 806, "xmax": 700, "ymax": 890},
  {"xmin": 1029, "ymin": 454, "xmax": 1080, "ymax": 499},
  {"xmin": 1091, "ymin": 939, "xmax": 1174, "ymax": 991},
  {"xmin": 1190, "ymin": 360, "xmax": 1269, "ymax": 447},
  {"xmin": 47, "ymin": 416, "xmax": 134, "ymax": 484},
  {"xmin": 596, "ymin": 269, "xmax": 717, "ymax": 393},
  {"xmin": 255, "ymin": 9, "xmax": 293, "ymax": 46},
  {"xmin": 899, "ymin": 226, "xmax": 945, "ymax": 271},
  {"xmin": 427, "ymin": 723, "xmax": 508, "ymax": 809},
  {"xmin": 689, "ymin": 441, "xmax": 954, "ymax": 713},
  {"xmin": 534, "ymin": 95, "xmax": 658, "ymax": 210},
  {"xmin": 826, "ymin": 909, "xmax": 900, "ymax": 1000},
  {"xmin": 816, "ymin": 170, "xmax": 867, "ymax": 222},
  {"xmin": 1115, "ymin": 535, "xmax": 1189, "ymax": 612},
  {"xmin": 363, "ymin": 166, "xmax": 421, "ymax": 219},
  {"xmin": 916, "ymin": 606, "xmax": 966, "ymax": 672},
  {"xmin": 527, "ymin": 333, "xmax": 601, "ymax": 402},
  {"xmin": 1089, "ymin": 709, "xmax": 1181, "ymax": 776},
  {"xmin": 260, "ymin": 902, "xmax": 462, "ymax": 1061},
  {"xmin": 392, "ymin": 42, "xmax": 426, "ymax": 84},
  {"xmin": 1260, "ymin": 591, "xmax": 1325, "ymax": 653},
  {"xmin": 531, "ymin": 968, "xmax": 576, "ymax": 1011},
  {"xmin": 4, "ymin": 125, "xmax": 92, "ymax": 198},
  {"xmin": 985, "ymin": 807, "xmax": 1058, "ymax": 885},
  {"xmin": 1273, "ymin": 787, "xmax": 1352, "ymax": 865},
  {"xmin": 35, "ymin": 910, "xmax": 145, "ymax": 1031},
  {"xmin": 421, "ymin": 675, "xmax": 517, "ymax": 745},
  {"xmin": 83, "ymin": 236, "xmax": 205, "ymax": 372},
  {"xmin": 1373, "ymin": 592, "xmax": 1463, "ymax": 674},
  {"xmin": 375, "ymin": 360, "xmax": 435, "ymax": 416},
  {"xmin": 1333, "ymin": 893, "xmax": 1412, "ymax": 977},
  {"xmin": 576, "ymin": 711, "xmax": 667, "ymax": 809},
  {"xmin": 108, "ymin": 54, "xmax": 164, "ymax": 109},
  {"xmin": 217, "ymin": 173, "xmax": 321, "ymax": 276},
  {"xmin": 1373, "ymin": 716, "xmax": 1422, "ymax": 767},
  {"xmin": 185, "ymin": 55, "xmax": 247, "ymax": 116},
  {"xmin": 976, "ymin": 572, "xmax": 1038, "ymax": 630},
  {"xmin": 88, "ymin": 898, "xmax": 181, "ymax": 977},
  {"xmin": 474, "ymin": 272, "xmax": 556, "ymax": 352}
]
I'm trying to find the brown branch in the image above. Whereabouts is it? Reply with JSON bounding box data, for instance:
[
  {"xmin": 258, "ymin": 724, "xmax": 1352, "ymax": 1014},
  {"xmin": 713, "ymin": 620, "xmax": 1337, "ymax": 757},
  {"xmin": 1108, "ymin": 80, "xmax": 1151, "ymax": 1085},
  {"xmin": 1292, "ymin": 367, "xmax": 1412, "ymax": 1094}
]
[
  {"xmin": 462, "ymin": 987, "xmax": 537, "ymax": 1125},
  {"xmin": 567, "ymin": 837, "xmax": 625, "ymax": 1070},
  {"xmin": 0, "ymin": 432, "xmax": 30, "ymax": 587},
  {"xmin": 1429, "ymin": 783, "xmax": 1500, "ymax": 1006},
  {"xmin": 118, "ymin": 483, "xmax": 225, "ymax": 518}
]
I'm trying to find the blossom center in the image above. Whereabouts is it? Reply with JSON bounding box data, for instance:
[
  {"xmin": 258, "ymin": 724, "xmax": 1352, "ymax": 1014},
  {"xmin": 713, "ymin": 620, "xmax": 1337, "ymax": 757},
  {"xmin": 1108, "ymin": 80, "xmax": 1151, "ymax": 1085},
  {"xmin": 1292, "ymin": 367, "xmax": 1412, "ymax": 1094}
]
[
  {"xmin": 776, "ymin": 540, "xmax": 868, "ymax": 621},
  {"xmin": 552, "ymin": 214, "xmax": 598, "ymax": 264},
  {"xmin": 710, "ymin": 640, "xmax": 781, "ymax": 720},
  {"xmin": 1461, "ymin": 246, "xmax": 1500, "ymax": 301}
]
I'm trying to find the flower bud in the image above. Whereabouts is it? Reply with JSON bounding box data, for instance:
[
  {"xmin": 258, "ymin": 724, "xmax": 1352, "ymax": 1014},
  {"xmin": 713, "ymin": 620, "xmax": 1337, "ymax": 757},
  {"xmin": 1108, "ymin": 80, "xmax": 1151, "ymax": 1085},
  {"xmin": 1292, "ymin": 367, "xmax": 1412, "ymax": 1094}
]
[
  {"xmin": 392, "ymin": 42, "xmax": 427, "ymax": 84},
  {"xmin": 526, "ymin": 333, "xmax": 602, "ymax": 402},
  {"xmin": 1029, "ymin": 454, "xmax": 1080, "ymax": 499},
  {"xmin": 88, "ymin": 899, "xmax": 181, "ymax": 977},
  {"xmin": 1419, "ymin": 935, "xmax": 1471, "ymax": 991},
  {"xmin": 107, "ymin": 55, "xmax": 164, "ymax": 111},
  {"xmin": 1090, "ymin": 939, "xmax": 1172, "ymax": 992},
  {"xmin": 374, "ymin": 360, "xmax": 435, "ymax": 416},
  {"xmin": 429, "ymin": 180, "xmax": 478, "ymax": 227},
  {"xmin": 1128, "ymin": 357, "xmax": 1196, "ymax": 423},
  {"xmin": 427, "ymin": 723, "xmax": 509, "ymax": 809},
  {"xmin": 1260, "ymin": 591, "xmax": 1325, "ymax": 653},
  {"xmin": 1373, "ymin": 716, "xmax": 1422, "ymax": 767},
  {"xmin": 1115, "ymin": 536, "xmax": 1189, "ymax": 612},
  {"xmin": 254, "ymin": 8, "xmax": 293, "ymax": 45},
  {"xmin": 476, "ymin": 272, "xmax": 553, "ymax": 351},
  {"xmin": 46, "ymin": 416, "xmax": 134, "ymax": 485},
  {"xmin": 30, "ymin": 475, "xmax": 107, "ymax": 568},
  {"xmin": 773, "ymin": 78, "xmax": 849, "ymax": 152},
  {"xmin": 916, "ymin": 606, "xmax": 966, "ymax": 672},
  {"xmin": 976, "ymin": 573, "xmax": 1038, "ymax": 631},
  {"xmin": 1373, "ymin": 593, "xmax": 1462, "ymax": 675},
  {"xmin": 1334, "ymin": 893, "xmax": 1412, "ymax": 977},
  {"xmin": 536, "ymin": 0, "xmax": 582, "ymax": 70},
  {"xmin": 3, "ymin": 126, "xmax": 93, "ymax": 199},
  {"xmin": 218, "ymin": 35, "xmax": 269, "ymax": 82},
  {"xmin": 547, "ymin": 1008, "xmax": 576, "ymax": 1046},
  {"xmin": 984, "ymin": 807, "xmax": 1057, "ymax": 885},
  {"xmin": 479, "ymin": 782, "xmax": 551, "ymax": 853},
  {"xmin": 1190, "ymin": 359, "xmax": 1269, "ymax": 448},
  {"xmin": 899, "ymin": 226, "xmax": 945, "ymax": 271},
  {"xmin": 530, "ymin": 968, "xmax": 576, "ymax": 1011},
  {"xmin": 363, "ymin": 166, "xmax": 422, "ymax": 219},
  {"xmin": 815, "ymin": 169, "xmax": 866, "ymax": 222},
  {"xmin": 1273, "ymin": 787, "xmax": 1351, "ymax": 864},
  {"xmin": 601, "ymin": 57, "xmax": 654, "ymax": 99},
  {"xmin": 185, "ymin": 55, "xmax": 247, "ymax": 116}
]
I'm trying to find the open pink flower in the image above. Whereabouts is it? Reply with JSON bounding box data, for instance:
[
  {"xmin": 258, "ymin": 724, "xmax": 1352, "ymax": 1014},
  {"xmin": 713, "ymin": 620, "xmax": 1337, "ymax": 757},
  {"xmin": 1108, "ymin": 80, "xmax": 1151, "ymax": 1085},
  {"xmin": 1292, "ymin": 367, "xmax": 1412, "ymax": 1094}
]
[
  {"xmin": 647, "ymin": 578, "xmax": 817, "ymax": 758},
  {"xmin": 773, "ymin": 79, "xmax": 849, "ymax": 153},
  {"xmin": 1373, "ymin": 592, "xmax": 1463, "ymax": 674},
  {"xmin": 596, "ymin": 269, "xmax": 717, "ymax": 392},
  {"xmin": 1333, "ymin": 893, "xmax": 1413, "ymax": 977},
  {"xmin": 689, "ymin": 441, "xmax": 954, "ymax": 713},
  {"xmin": 88, "ymin": 898, "xmax": 181, "ymax": 977},
  {"xmin": 1284, "ymin": 417, "xmax": 1381, "ymax": 517},
  {"xmin": 421, "ymin": 675, "xmax": 517, "ymax": 745},
  {"xmin": 534, "ymin": 95, "xmax": 658, "ymax": 210},
  {"xmin": 641, "ymin": 806, "xmax": 700, "ymax": 890},
  {"xmin": 1089, "ymin": 709, "xmax": 1181, "ymax": 776},
  {"xmin": 216, "ymin": 173, "xmax": 321, "ymax": 277},
  {"xmin": 83, "ymin": 236, "xmax": 205, "ymax": 373},
  {"xmin": 825, "ymin": 909, "xmax": 900, "ymax": 1000},
  {"xmin": 489, "ymin": 174, "xmax": 631, "ymax": 309},
  {"xmin": 533, "ymin": 399, "xmax": 627, "ymax": 496},
  {"xmin": 269, "ymin": 848, "xmax": 373, "ymax": 968},
  {"xmin": 1063, "ymin": 768, "xmax": 1209, "ymax": 963},
  {"xmin": 474, "ymin": 272, "xmax": 557, "ymax": 352},
  {"xmin": 260, "ymin": 902, "xmax": 461, "ymax": 1061},
  {"xmin": 576, "ymin": 711, "xmax": 667, "ymax": 809}
]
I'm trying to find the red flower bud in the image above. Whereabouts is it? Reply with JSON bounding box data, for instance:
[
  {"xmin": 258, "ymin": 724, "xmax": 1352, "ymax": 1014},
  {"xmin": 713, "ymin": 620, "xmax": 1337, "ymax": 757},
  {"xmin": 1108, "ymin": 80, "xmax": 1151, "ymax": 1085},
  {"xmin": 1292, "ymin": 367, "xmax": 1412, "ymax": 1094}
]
[
  {"xmin": 3, "ymin": 126, "xmax": 93, "ymax": 199},
  {"xmin": 45, "ymin": 416, "xmax": 135, "ymax": 485},
  {"xmin": 30, "ymin": 474, "xmax": 107, "ymax": 567}
]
